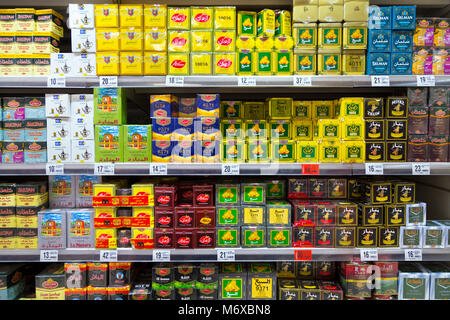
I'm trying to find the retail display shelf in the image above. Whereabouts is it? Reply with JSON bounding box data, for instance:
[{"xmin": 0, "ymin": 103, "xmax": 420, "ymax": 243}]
[
  {"xmin": 0, "ymin": 248, "xmax": 448, "ymax": 262},
  {"xmin": 1, "ymin": 163, "xmax": 449, "ymax": 176}
]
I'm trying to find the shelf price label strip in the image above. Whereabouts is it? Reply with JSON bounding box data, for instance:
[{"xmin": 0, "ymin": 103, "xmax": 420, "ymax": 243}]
[
  {"xmin": 94, "ymin": 163, "xmax": 115, "ymax": 175},
  {"xmin": 92, "ymin": 195, "xmax": 154, "ymax": 207},
  {"xmin": 46, "ymin": 163, "xmax": 64, "ymax": 175},
  {"xmin": 100, "ymin": 250, "xmax": 118, "ymax": 262},
  {"xmin": 153, "ymin": 249, "xmax": 170, "ymax": 261},
  {"xmin": 222, "ymin": 163, "xmax": 240, "ymax": 175},
  {"xmin": 40, "ymin": 250, "xmax": 58, "ymax": 262},
  {"xmin": 302, "ymin": 164, "xmax": 319, "ymax": 175},
  {"xmin": 217, "ymin": 249, "xmax": 235, "ymax": 261},
  {"xmin": 412, "ymin": 163, "xmax": 430, "ymax": 175},
  {"xmin": 94, "ymin": 217, "xmax": 151, "ymax": 228},
  {"xmin": 360, "ymin": 249, "xmax": 378, "ymax": 261},
  {"xmin": 294, "ymin": 249, "xmax": 312, "ymax": 261},
  {"xmin": 99, "ymin": 76, "xmax": 118, "ymax": 87}
]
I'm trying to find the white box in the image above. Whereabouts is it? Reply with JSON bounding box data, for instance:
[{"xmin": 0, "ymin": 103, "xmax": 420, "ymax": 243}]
[
  {"xmin": 45, "ymin": 93, "xmax": 71, "ymax": 118},
  {"xmin": 70, "ymin": 94, "xmax": 94, "ymax": 119},
  {"xmin": 47, "ymin": 117, "xmax": 71, "ymax": 141},
  {"xmin": 71, "ymin": 29, "xmax": 96, "ymax": 52},
  {"xmin": 71, "ymin": 139, "xmax": 95, "ymax": 163},
  {"xmin": 48, "ymin": 139, "xmax": 71, "ymax": 163},
  {"xmin": 68, "ymin": 4, "xmax": 95, "ymax": 29},
  {"xmin": 73, "ymin": 53, "xmax": 97, "ymax": 76},
  {"xmin": 71, "ymin": 117, "xmax": 94, "ymax": 140},
  {"xmin": 51, "ymin": 53, "xmax": 75, "ymax": 76}
]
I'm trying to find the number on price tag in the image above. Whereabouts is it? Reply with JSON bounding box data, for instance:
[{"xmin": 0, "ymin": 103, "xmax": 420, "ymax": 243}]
[
  {"xmin": 46, "ymin": 163, "xmax": 64, "ymax": 175},
  {"xmin": 294, "ymin": 250, "xmax": 312, "ymax": 261},
  {"xmin": 153, "ymin": 250, "xmax": 170, "ymax": 262},
  {"xmin": 47, "ymin": 76, "xmax": 66, "ymax": 88},
  {"xmin": 165, "ymin": 76, "xmax": 184, "ymax": 86},
  {"xmin": 405, "ymin": 249, "xmax": 422, "ymax": 261},
  {"xmin": 149, "ymin": 163, "xmax": 168, "ymax": 175},
  {"xmin": 412, "ymin": 163, "xmax": 430, "ymax": 175},
  {"xmin": 222, "ymin": 164, "xmax": 240, "ymax": 175},
  {"xmin": 302, "ymin": 164, "xmax": 320, "ymax": 175},
  {"xmin": 100, "ymin": 250, "xmax": 118, "ymax": 262},
  {"xmin": 417, "ymin": 75, "xmax": 435, "ymax": 87},
  {"xmin": 238, "ymin": 76, "xmax": 256, "ymax": 86},
  {"xmin": 371, "ymin": 76, "xmax": 390, "ymax": 87},
  {"xmin": 40, "ymin": 250, "xmax": 59, "ymax": 262},
  {"xmin": 99, "ymin": 76, "xmax": 118, "ymax": 87},
  {"xmin": 365, "ymin": 163, "xmax": 384, "ymax": 175},
  {"xmin": 94, "ymin": 163, "xmax": 115, "ymax": 175},
  {"xmin": 217, "ymin": 249, "xmax": 235, "ymax": 261},
  {"xmin": 360, "ymin": 249, "xmax": 378, "ymax": 261},
  {"xmin": 293, "ymin": 76, "xmax": 312, "ymax": 87}
]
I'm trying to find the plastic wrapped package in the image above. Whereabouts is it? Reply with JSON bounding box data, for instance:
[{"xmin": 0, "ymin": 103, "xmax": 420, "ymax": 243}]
[{"xmin": 344, "ymin": 1, "xmax": 369, "ymax": 22}]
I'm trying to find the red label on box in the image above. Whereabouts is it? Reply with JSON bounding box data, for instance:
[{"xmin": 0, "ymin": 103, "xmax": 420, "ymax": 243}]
[
  {"xmin": 93, "ymin": 196, "xmax": 151, "ymax": 207},
  {"xmin": 130, "ymin": 239, "xmax": 154, "ymax": 249},
  {"xmin": 295, "ymin": 249, "xmax": 312, "ymax": 261},
  {"xmin": 302, "ymin": 164, "xmax": 320, "ymax": 175},
  {"xmin": 94, "ymin": 217, "xmax": 151, "ymax": 228}
]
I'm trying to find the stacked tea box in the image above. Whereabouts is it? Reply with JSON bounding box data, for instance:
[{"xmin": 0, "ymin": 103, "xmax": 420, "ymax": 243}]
[{"xmin": 367, "ymin": 5, "xmax": 415, "ymax": 75}]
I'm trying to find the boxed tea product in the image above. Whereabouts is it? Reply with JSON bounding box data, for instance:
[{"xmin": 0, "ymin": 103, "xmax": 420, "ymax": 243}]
[
  {"xmin": 293, "ymin": 226, "xmax": 314, "ymax": 247},
  {"xmin": 216, "ymin": 206, "xmax": 240, "ymax": 227},
  {"xmin": 242, "ymin": 206, "xmax": 266, "ymax": 226},
  {"xmin": 94, "ymin": 88, "xmax": 127, "ymax": 125},
  {"xmin": 267, "ymin": 226, "xmax": 292, "ymax": 248},
  {"xmin": 241, "ymin": 225, "xmax": 266, "ymax": 248},
  {"xmin": 400, "ymin": 226, "xmax": 422, "ymax": 248},
  {"xmin": 49, "ymin": 175, "xmax": 76, "ymax": 208},
  {"xmin": 247, "ymin": 263, "xmax": 276, "ymax": 300},
  {"xmin": 356, "ymin": 227, "xmax": 378, "ymax": 247},
  {"xmin": 38, "ymin": 209, "xmax": 67, "ymax": 249},
  {"xmin": 219, "ymin": 263, "xmax": 247, "ymax": 300},
  {"xmin": 95, "ymin": 125, "xmax": 124, "ymax": 163},
  {"xmin": 278, "ymin": 279, "xmax": 300, "ymax": 300},
  {"xmin": 379, "ymin": 227, "xmax": 399, "ymax": 247},
  {"xmin": 406, "ymin": 135, "xmax": 428, "ymax": 161},
  {"xmin": 425, "ymin": 262, "xmax": 450, "ymax": 300},
  {"xmin": 87, "ymin": 262, "xmax": 108, "ymax": 287},
  {"xmin": 65, "ymin": 263, "xmax": 87, "ymax": 289},
  {"xmin": 215, "ymin": 226, "xmax": 240, "ymax": 248},
  {"xmin": 76, "ymin": 175, "xmax": 101, "ymax": 208},
  {"xmin": 314, "ymin": 227, "xmax": 335, "ymax": 248},
  {"xmin": 216, "ymin": 184, "xmax": 240, "ymax": 206},
  {"xmin": 423, "ymin": 221, "xmax": 446, "ymax": 248},
  {"xmin": 398, "ymin": 263, "xmax": 430, "ymax": 300},
  {"xmin": 67, "ymin": 209, "xmax": 94, "ymax": 249},
  {"xmin": 394, "ymin": 182, "xmax": 415, "ymax": 204},
  {"xmin": 241, "ymin": 183, "xmax": 266, "ymax": 205},
  {"xmin": 45, "ymin": 94, "xmax": 70, "ymax": 118},
  {"xmin": 385, "ymin": 204, "xmax": 406, "ymax": 227},
  {"xmin": 123, "ymin": 125, "xmax": 151, "ymax": 162},
  {"xmin": 35, "ymin": 264, "xmax": 65, "ymax": 300},
  {"xmin": 267, "ymin": 201, "xmax": 291, "ymax": 226},
  {"xmin": 335, "ymin": 227, "xmax": 356, "ymax": 248},
  {"xmin": 266, "ymin": 180, "xmax": 286, "ymax": 199}
]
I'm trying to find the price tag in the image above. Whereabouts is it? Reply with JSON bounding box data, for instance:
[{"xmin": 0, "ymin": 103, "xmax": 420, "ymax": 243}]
[
  {"xmin": 365, "ymin": 163, "xmax": 384, "ymax": 175},
  {"xmin": 293, "ymin": 76, "xmax": 312, "ymax": 86},
  {"xmin": 165, "ymin": 76, "xmax": 184, "ymax": 87},
  {"xmin": 99, "ymin": 76, "xmax": 118, "ymax": 87},
  {"xmin": 153, "ymin": 250, "xmax": 170, "ymax": 262},
  {"xmin": 46, "ymin": 163, "xmax": 64, "ymax": 175},
  {"xmin": 360, "ymin": 249, "xmax": 378, "ymax": 261},
  {"xmin": 94, "ymin": 163, "xmax": 115, "ymax": 175},
  {"xmin": 47, "ymin": 76, "xmax": 66, "ymax": 88},
  {"xmin": 405, "ymin": 249, "xmax": 422, "ymax": 261},
  {"xmin": 412, "ymin": 163, "xmax": 430, "ymax": 175},
  {"xmin": 302, "ymin": 164, "xmax": 320, "ymax": 175},
  {"xmin": 416, "ymin": 75, "xmax": 435, "ymax": 87},
  {"xmin": 100, "ymin": 250, "xmax": 118, "ymax": 262},
  {"xmin": 222, "ymin": 163, "xmax": 240, "ymax": 175},
  {"xmin": 149, "ymin": 163, "xmax": 168, "ymax": 175},
  {"xmin": 40, "ymin": 250, "xmax": 59, "ymax": 262},
  {"xmin": 238, "ymin": 76, "xmax": 256, "ymax": 86},
  {"xmin": 371, "ymin": 76, "xmax": 390, "ymax": 87},
  {"xmin": 294, "ymin": 250, "xmax": 312, "ymax": 261},
  {"xmin": 217, "ymin": 249, "xmax": 235, "ymax": 261}
]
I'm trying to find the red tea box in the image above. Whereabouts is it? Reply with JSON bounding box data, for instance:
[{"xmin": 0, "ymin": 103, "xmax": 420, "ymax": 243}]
[
  {"xmin": 155, "ymin": 207, "xmax": 174, "ymax": 228},
  {"xmin": 195, "ymin": 206, "xmax": 216, "ymax": 228},
  {"xmin": 195, "ymin": 228, "xmax": 215, "ymax": 248},
  {"xmin": 175, "ymin": 228, "xmax": 194, "ymax": 249},
  {"xmin": 154, "ymin": 228, "xmax": 174, "ymax": 248},
  {"xmin": 154, "ymin": 185, "xmax": 177, "ymax": 207},
  {"xmin": 175, "ymin": 205, "xmax": 195, "ymax": 228},
  {"xmin": 193, "ymin": 184, "xmax": 214, "ymax": 206}
]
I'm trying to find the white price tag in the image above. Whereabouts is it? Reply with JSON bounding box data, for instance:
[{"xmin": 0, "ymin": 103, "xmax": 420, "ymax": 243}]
[
  {"xmin": 293, "ymin": 76, "xmax": 312, "ymax": 86},
  {"xmin": 165, "ymin": 76, "xmax": 184, "ymax": 86},
  {"xmin": 416, "ymin": 75, "xmax": 435, "ymax": 87},
  {"xmin": 149, "ymin": 163, "xmax": 168, "ymax": 175},
  {"xmin": 47, "ymin": 76, "xmax": 66, "ymax": 88},
  {"xmin": 371, "ymin": 76, "xmax": 390, "ymax": 87},
  {"xmin": 412, "ymin": 163, "xmax": 430, "ymax": 175},
  {"xmin": 217, "ymin": 249, "xmax": 236, "ymax": 261},
  {"xmin": 46, "ymin": 163, "xmax": 64, "ymax": 175},
  {"xmin": 153, "ymin": 250, "xmax": 171, "ymax": 262},
  {"xmin": 365, "ymin": 163, "xmax": 384, "ymax": 175},
  {"xmin": 100, "ymin": 250, "xmax": 118, "ymax": 262},
  {"xmin": 360, "ymin": 249, "xmax": 378, "ymax": 261},
  {"xmin": 94, "ymin": 163, "xmax": 115, "ymax": 175},
  {"xmin": 238, "ymin": 76, "xmax": 256, "ymax": 86},
  {"xmin": 99, "ymin": 76, "xmax": 118, "ymax": 87},
  {"xmin": 222, "ymin": 163, "xmax": 240, "ymax": 175},
  {"xmin": 405, "ymin": 249, "xmax": 422, "ymax": 261},
  {"xmin": 40, "ymin": 250, "xmax": 59, "ymax": 262}
]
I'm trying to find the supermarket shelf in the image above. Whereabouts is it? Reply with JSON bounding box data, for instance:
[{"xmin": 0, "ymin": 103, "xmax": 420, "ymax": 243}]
[{"xmin": 0, "ymin": 248, "xmax": 449, "ymax": 262}]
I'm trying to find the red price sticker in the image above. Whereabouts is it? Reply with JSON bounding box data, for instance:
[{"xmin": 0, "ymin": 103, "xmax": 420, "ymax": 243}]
[
  {"xmin": 302, "ymin": 164, "xmax": 319, "ymax": 175},
  {"xmin": 295, "ymin": 249, "xmax": 312, "ymax": 261}
]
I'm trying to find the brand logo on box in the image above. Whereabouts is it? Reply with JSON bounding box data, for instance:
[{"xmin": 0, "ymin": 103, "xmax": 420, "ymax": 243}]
[
  {"xmin": 195, "ymin": 13, "xmax": 210, "ymax": 23},
  {"xmin": 177, "ymin": 236, "xmax": 190, "ymax": 246},
  {"xmin": 199, "ymin": 235, "xmax": 212, "ymax": 244},
  {"xmin": 171, "ymin": 13, "xmax": 186, "ymax": 23},
  {"xmin": 171, "ymin": 59, "xmax": 186, "ymax": 69}
]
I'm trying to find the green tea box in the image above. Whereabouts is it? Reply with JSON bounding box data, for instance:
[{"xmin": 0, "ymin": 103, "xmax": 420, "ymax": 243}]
[
  {"xmin": 267, "ymin": 226, "xmax": 292, "ymax": 248},
  {"xmin": 215, "ymin": 227, "xmax": 240, "ymax": 248},
  {"xmin": 241, "ymin": 225, "xmax": 266, "ymax": 248},
  {"xmin": 425, "ymin": 262, "xmax": 450, "ymax": 300},
  {"xmin": 219, "ymin": 263, "xmax": 247, "ymax": 300},
  {"xmin": 123, "ymin": 125, "xmax": 151, "ymax": 162},
  {"xmin": 398, "ymin": 263, "xmax": 430, "ymax": 300},
  {"xmin": 94, "ymin": 88, "xmax": 127, "ymax": 125},
  {"xmin": 405, "ymin": 203, "xmax": 426, "ymax": 226},
  {"xmin": 95, "ymin": 125, "xmax": 124, "ymax": 163},
  {"xmin": 400, "ymin": 226, "xmax": 422, "ymax": 248},
  {"xmin": 215, "ymin": 184, "xmax": 240, "ymax": 206},
  {"xmin": 265, "ymin": 179, "xmax": 286, "ymax": 199},
  {"xmin": 266, "ymin": 200, "xmax": 291, "ymax": 226},
  {"xmin": 423, "ymin": 221, "xmax": 446, "ymax": 248},
  {"xmin": 241, "ymin": 183, "xmax": 266, "ymax": 205},
  {"xmin": 216, "ymin": 206, "xmax": 241, "ymax": 227}
]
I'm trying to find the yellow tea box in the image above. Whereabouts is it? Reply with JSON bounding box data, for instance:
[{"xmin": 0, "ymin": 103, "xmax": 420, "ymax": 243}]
[
  {"xmin": 144, "ymin": 28, "xmax": 167, "ymax": 52},
  {"xmin": 221, "ymin": 101, "xmax": 243, "ymax": 119},
  {"xmin": 237, "ymin": 36, "xmax": 256, "ymax": 50},
  {"xmin": 214, "ymin": 53, "xmax": 235, "ymax": 75},
  {"xmin": 214, "ymin": 30, "xmax": 236, "ymax": 52},
  {"xmin": 168, "ymin": 30, "xmax": 190, "ymax": 53},
  {"xmin": 270, "ymin": 120, "xmax": 292, "ymax": 140},
  {"xmin": 245, "ymin": 120, "xmax": 268, "ymax": 140},
  {"xmin": 293, "ymin": 120, "xmax": 313, "ymax": 140},
  {"xmin": 255, "ymin": 36, "xmax": 274, "ymax": 51},
  {"xmin": 144, "ymin": 4, "xmax": 167, "ymax": 28},
  {"xmin": 96, "ymin": 28, "xmax": 120, "ymax": 52},
  {"xmin": 268, "ymin": 98, "xmax": 293, "ymax": 119},
  {"xmin": 238, "ymin": 11, "xmax": 257, "ymax": 36},
  {"xmin": 344, "ymin": 1, "xmax": 369, "ymax": 22},
  {"xmin": 294, "ymin": 23, "xmax": 317, "ymax": 49},
  {"xmin": 244, "ymin": 102, "xmax": 266, "ymax": 120},
  {"xmin": 318, "ymin": 4, "xmax": 344, "ymax": 23},
  {"xmin": 295, "ymin": 50, "xmax": 317, "ymax": 75},
  {"xmin": 339, "ymin": 97, "xmax": 364, "ymax": 118},
  {"xmin": 343, "ymin": 140, "xmax": 365, "ymax": 163},
  {"xmin": 119, "ymin": 5, "xmax": 143, "ymax": 28},
  {"xmin": 144, "ymin": 52, "xmax": 167, "ymax": 75},
  {"xmin": 273, "ymin": 50, "xmax": 294, "ymax": 75},
  {"xmin": 95, "ymin": 207, "xmax": 116, "ymax": 218},
  {"xmin": 237, "ymin": 49, "xmax": 256, "ymax": 75},
  {"xmin": 343, "ymin": 22, "xmax": 367, "ymax": 50},
  {"xmin": 33, "ymin": 32, "xmax": 60, "ymax": 54},
  {"xmin": 246, "ymin": 139, "xmax": 270, "ymax": 163},
  {"xmin": 93, "ymin": 184, "xmax": 116, "ymax": 197},
  {"xmin": 293, "ymin": 101, "xmax": 312, "ymax": 119},
  {"xmin": 297, "ymin": 140, "xmax": 319, "ymax": 162},
  {"xmin": 119, "ymin": 27, "xmax": 144, "ymax": 51},
  {"xmin": 341, "ymin": 119, "xmax": 364, "ymax": 140},
  {"xmin": 271, "ymin": 140, "xmax": 296, "ymax": 162},
  {"xmin": 312, "ymin": 100, "xmax": 334, "ymax": 119},
  {"xmin": 214, "ymin": 7, "xmax": 236, "ymax": 30},
  {"xmin": 257, "ymin": 9, "xmax": 276, "ymax": 37},
  {"xmin": 319, "ymin": 140, "xmax": 341, "ymax": 163},
  {"xmin": 343, "ymin": 49, "xmax": 365, "ymax": 75},
  {"xmin": 275, "ymin": 10, "xmax": 292, "ymax": 37},
  {"xmin": 15, "ymin": 8, "xmax": 35, "ymax": 32},
  {"xmin": 119, "ymin": 51, "xmax": 144, "ymax": 75},
  {"xmin": 95, "ymin": 4, "xmax": 119, "ymax": 28},
  {"xmin": 318, "ymin": 49, "xmax": 342, "ymax": 75},
  {"xmin": 222, "ymin": 139, "xmax": 245, "ymax": 163},
  {"xmin": 254, "ymin": 51, "xmax": 273, "ymax": 75},
  {"xmin": 0, "ymin": 33, "xmax": 16, "ymax": 54},
  {"xmin": 293, "ymin": 5, "xmax": 319, "ymax": 23},
  {"xmin": 96, "ymin": 52, "xmax": 119, "ymax": 76},
  {"xmin": 191, "ymin": 30, "xmax": 213, "ymax": 52},
  {"xmin": 33, "ymin": 54, "xmax": 51, "ymax": 76},
  {"xmin": 15, "ymin": 32, "xmax": 33, "ymax": 55},
  {"xmin": 191, "ymin": 53, "xmax": 212, "ymax": 75},
  {"xmin": 319, "ymin": 23, "xmax": 342, "ymax": 49},
  {"xmin": 318, "ymin": 119, "xmax": 341, "ymax": 140},
  {"xmin": 35, "ymin": 9, "xmax": 64, "ymax": 37},
  {"xmin": 0, "ymin": 9, "xmax": 16, "ymax": 32},
  {"xmin": 95, "ymin": 228, "xmax": 117, "ymax": 248},
  {"xmin": 222, "ymin": 119, "xmax": 243, "ymax": 140},
  {"xmin": 191, "ymin": 7, "xmax": 213, "ymax": 30},
  {"xmin": 168, "ymin": 7, "xmax": 190, "ymax": 30},
  {"xmin": 275, "ymin": 36, "xmax": 294, "ymax": 50},
  {"xmin": 168, "ymin": 53, "xmax": 189, "ymax": 75}
]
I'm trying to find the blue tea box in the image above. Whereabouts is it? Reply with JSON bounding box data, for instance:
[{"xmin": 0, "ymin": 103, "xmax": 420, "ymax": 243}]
[
  {"xmin": 391, "ymin": 53, "xmax": 413, "ymax": 74},
  {"xmin": 172, "ymin": 140, "xmax": 195, "ymax": 163},
  {"xmin": 24, "ymin": 97, "xmax": 46, "ymax": 120},
  {"xmin": 2, "ymin": 121, "xmax": 24, "ymax": 142},
  {"xmin": 194, "ymin": 117, "xmax": 220, "ymax": 141},
  {"xmin": 196, "ymin": 94, "xmax": 220, "ymax": 117},
  {"xmin": 152, "ymin": 140, "xmax": 175, "ymax": 163},
  {"xmin": 24, "ymin": 120, "xmax": 47, "ymax": 142},
  {"xmin": 367, "ymin": 53, "xmax": 391, "ymax": 75},
  {"xmin": 392, "ymin": 6, "xmax": 416, "ymax": 30},
  {"xmin": 392, "ymin": 30, "xmax": 413, "ymax": 52},
  {"xmin": 151, "ymin": 117, "xmax": 174, "ymax": 141},
  {"xmin": 194, "ymin": 140, "xmax": 220, "ymax": 163},
  {"xmin": 173, "ymin": 117, "xmax": 195, "ymax": 141},
  {"xmin": 369, "ymin": 6, "xmax": 392, "ymax": 29},
  {"xmin": 24, "ymin": 142, "xmax": 47, "ymax": 163},
  {"xmin": 368, "ymin": 29, "xmax": 392, "ymax": 52}
]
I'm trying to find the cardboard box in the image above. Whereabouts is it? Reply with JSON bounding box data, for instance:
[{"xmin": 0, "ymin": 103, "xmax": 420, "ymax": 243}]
[
  {"xmin": 35, "ymin": 264, "xmax": 65, "ymax": 300},
  {"xmin": 47, "ymin": 139, "xmax": 71, "ymax": 163},
  {"xmin": 67, "ymin": 209, "xmax": 94, "ymax": 249},
  {"xmin": 49, "ymin": 175, "xmax": 76, "ymax": 208},
  {"xmin": 124, "ymin": 125, "xmax": 151, "ymax": 162},
  {"xmin": 95, "ymin": 125, "xmax": 124, "ymax": 163},
  {"xmin": 94, "ymin": 88, "xmax": 126, "ymax": 125},
  {"xmin": 38, "ymin": 209, "xmax": 67, "ymax": 249},
  {"xmin": 71, "ymin": 139, "xmax": 95, "ymax": 164}
]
